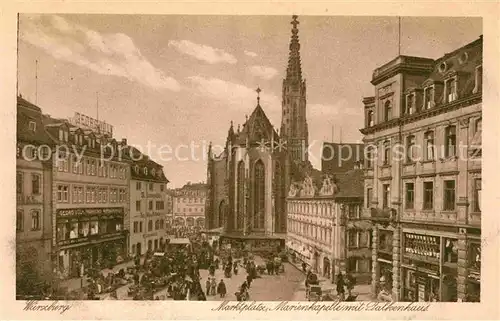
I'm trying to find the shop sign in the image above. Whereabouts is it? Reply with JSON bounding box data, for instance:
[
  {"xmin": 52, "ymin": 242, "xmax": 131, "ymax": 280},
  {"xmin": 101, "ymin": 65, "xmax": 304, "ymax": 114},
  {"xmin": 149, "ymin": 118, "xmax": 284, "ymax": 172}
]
[
  {"xmin": 404, "ymin": 233, "xmax": 440, "ymax": 259},
  {"xmin": 57, "ymin": 207, "xmax": 124, "ymax": 218},
  {"xmin": 90, "ymin": 231, "xmax": 124, "ymax": 243}
]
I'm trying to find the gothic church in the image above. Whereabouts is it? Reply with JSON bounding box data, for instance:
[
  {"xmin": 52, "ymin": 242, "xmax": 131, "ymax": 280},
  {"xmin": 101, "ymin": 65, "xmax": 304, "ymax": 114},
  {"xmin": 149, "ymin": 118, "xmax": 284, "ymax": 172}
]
[{"xmin": 205, "ymin": 16, "xmax": 316, "ymax": 253}]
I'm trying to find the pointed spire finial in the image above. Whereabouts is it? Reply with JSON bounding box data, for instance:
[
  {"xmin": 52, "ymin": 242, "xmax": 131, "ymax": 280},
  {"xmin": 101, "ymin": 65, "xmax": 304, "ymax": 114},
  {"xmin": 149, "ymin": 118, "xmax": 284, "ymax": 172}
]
[
  {"xmin": 256, "ymin": 87, "xmax": 261, "ymax": 105},
  {"xmin": 291, "ymin": 15, "xmax": 299, "ymax": 28}
]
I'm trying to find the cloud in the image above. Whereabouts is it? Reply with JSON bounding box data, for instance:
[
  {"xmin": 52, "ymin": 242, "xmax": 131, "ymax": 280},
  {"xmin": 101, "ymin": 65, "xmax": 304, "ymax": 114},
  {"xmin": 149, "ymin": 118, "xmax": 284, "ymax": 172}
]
[
  {"xmin": 244, "ymin": 50, "xmax": 257, "ymax": 57},
  {"xmin": 248, "ymin": 65, "xmax": 278, "ymax": 80},
  {"xmin": 20, "ymin": 14, "xmax": 180, "ymax": 91},
  {"xmin": 168, "ymin": 40, "xmax": 237, "ymax": 65},
  {"xmin": 188, "ymin": 75, "xmax": 279, "ymax": 108}
]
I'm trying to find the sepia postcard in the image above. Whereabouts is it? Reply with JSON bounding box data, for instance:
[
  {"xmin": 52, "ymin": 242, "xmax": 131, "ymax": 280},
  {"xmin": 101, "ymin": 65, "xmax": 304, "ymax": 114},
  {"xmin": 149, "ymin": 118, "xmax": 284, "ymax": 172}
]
[{"xmin": 0, "ymin": 1, "xmax": 499, "ymax": 320}]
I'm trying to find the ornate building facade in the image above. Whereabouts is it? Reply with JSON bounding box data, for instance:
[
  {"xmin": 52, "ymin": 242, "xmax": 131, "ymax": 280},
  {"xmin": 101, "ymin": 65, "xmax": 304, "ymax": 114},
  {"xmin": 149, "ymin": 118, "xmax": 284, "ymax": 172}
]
[
  {"xmin": 205, "ymin": 16, "xmax": 311, "ymax": 253},
  {"xmin": 286, "ymin": 169, "xmax": 371, "ymax": 283},
  {"xmin": 361, "ymin": 36, "xmax": 482, "ymax": 302}
]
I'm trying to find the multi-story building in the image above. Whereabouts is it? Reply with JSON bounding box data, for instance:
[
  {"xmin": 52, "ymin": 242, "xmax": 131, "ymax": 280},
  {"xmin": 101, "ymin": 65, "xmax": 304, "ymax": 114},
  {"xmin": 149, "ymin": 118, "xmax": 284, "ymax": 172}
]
[
  {"xmin": 16, "ymin": 97, "xmax": 54, "ymax": 295},
  {"xmin": 172, "ymin": 182, "xmax": 207, "ymax": 228},
  {"xmin": 44, "ymin": 112, "xmax": 131, "ymax": 278},
  {"xmin": 286, "ymin": 169, "xmax": 370, "ymax": 283},
  {"xmin": 128, "ymin": 149, "xmax": 170, "ymax": 256},
  {"xmin": 321, "ymin": 142, "xmax": 364, "ymax": 174},
  {"xmin": 360, "ymin": 36, "xmax": 482, "ymax": 302}
]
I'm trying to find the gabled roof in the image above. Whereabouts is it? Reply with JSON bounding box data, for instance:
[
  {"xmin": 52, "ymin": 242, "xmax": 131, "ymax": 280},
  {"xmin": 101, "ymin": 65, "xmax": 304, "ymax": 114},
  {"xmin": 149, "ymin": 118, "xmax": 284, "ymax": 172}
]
[
  {"xmin": 235, "ymin": 104, "xmax": 279, "ymax": 145},
  {"xmin": 126, "ymin": 146, "xmax": 169, "ymax": 183},
  {"xmin": 17, "ymin": 97, "xmax": 54, "ymax": 145}
]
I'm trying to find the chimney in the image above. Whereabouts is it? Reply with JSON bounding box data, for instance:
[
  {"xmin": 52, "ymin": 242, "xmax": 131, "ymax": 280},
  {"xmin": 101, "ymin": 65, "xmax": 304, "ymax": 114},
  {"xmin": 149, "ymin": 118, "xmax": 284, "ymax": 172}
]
[{"xmin": 122, "ymin": 138, "xmax": 127, "ymax": 145}]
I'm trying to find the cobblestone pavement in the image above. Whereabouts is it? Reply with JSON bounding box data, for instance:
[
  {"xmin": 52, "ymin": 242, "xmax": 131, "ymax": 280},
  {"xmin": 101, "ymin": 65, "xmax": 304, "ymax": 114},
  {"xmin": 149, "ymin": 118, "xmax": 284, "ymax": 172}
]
[{"xmin": 200, "ymin": 260, "xmax": 304, "ymax": 301}]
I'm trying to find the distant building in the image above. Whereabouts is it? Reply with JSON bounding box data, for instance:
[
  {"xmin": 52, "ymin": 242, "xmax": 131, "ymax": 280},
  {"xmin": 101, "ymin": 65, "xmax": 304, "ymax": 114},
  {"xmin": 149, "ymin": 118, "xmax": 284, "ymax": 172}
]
[
  {"xmin": 360, "ymin": 36, "xmax": 482, "ymax": 302},
  {"xmin": 321, "ymin": 142, "xmax": 364, "ymax": 174},
  {"xmin": 16, "ymin": 97, "xmax": 54, "ymax": 295},
  {"xmin": 172, "ymin": 182, "xmax": 207, "ymax": 228},
  {"xmin": 127, "ymin": 147, "xmax": 170, "ymax": 256}
]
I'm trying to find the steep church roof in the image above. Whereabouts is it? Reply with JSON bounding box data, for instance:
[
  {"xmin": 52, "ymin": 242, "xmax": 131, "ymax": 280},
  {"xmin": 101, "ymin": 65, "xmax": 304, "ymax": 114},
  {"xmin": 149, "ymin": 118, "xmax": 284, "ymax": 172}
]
[{"xmin": 235, "ymin": 99, "xmax": 279, "ymax": 146}]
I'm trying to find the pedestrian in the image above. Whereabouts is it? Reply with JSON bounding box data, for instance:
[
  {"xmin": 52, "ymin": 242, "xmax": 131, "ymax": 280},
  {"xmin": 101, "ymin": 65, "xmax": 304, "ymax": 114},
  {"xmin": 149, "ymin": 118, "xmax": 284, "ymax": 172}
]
[
  {"xmin": 205, "ymin": 278, "xmax": 211, "ymax": 296},
  {"xmin": 217, "ymin": 279, "xmax": 227, "ymax": 298},
  {"xmin": 246, "ymin": 274, "xmax": 252, "ymax": 288},
  {"xmin": 346, "ymin": 273, "xmax": 355, "ymax": 297},
  {"xmin": 233, "ymin": 262, "xmax": 239, "ymax": 275},
  {"xmin": 336, "ymin": 272, "xmax": 345, "ymax": 300},
  {"xmin": 210, "ymin": 278, "xmax": 217, "ymax": 296}
]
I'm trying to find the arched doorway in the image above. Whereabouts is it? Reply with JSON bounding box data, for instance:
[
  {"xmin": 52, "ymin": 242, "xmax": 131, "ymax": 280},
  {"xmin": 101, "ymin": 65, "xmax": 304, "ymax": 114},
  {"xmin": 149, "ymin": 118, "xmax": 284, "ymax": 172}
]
[
  {"xmin": 174, "ymin": 217, "xmax": 185, "ymax": 226},
  {"xmin": 442, "ymin": 274, "xmax": 458, "ymax": 302},
  {"xmin": 323, "ymin": 257, "xmax": 331, "ymax": 278},
  {"xmin": 136, "ymin": 242, "xmax": 142, "ymax": 256},
  {"xmin": 313, "ymin": 251, "xmax": 320, "ymax": 273}
]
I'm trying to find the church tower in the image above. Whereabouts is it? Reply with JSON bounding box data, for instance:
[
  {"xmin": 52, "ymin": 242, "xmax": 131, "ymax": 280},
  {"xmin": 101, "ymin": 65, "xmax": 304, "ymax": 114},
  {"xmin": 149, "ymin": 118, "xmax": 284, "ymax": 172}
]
[{"xmin": 280, "ymin": 15, "xmax": 308, "ymax": 164}]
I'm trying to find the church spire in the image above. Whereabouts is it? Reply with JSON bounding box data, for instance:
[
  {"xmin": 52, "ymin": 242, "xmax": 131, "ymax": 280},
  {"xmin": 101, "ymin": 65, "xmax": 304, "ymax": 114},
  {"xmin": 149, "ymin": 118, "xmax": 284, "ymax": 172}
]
[{"xmin": 286, "ymin": 15, "xmax": 302, "ymax": 81}]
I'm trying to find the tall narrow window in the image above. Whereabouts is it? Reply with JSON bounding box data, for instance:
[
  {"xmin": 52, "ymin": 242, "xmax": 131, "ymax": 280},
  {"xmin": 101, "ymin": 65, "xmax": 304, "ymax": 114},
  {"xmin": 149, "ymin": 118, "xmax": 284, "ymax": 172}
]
[
  {"xmin": 445, "ymin": 126, "xmax": 457, "ymax": 157},
  {"xmin": 366, "ymin": 188, "xmax": 372, "ymax": 208},
  {"xmin": 406, "ymin": 135, "xmax": 416, "ymax": 162},
  {"xmin": 274, "ymin": 161, "xmax": 283, "ymax": 232},
  {"xmin": 237, "ymin": 161, "xmax": 245, "ymax": 230},
  {"xmin": 443, "ymin": 180, "xmax": 456, "ymax": 211},
  {"xmin": 16, "ymin": 210, "xmax": 24, "ymax": 232},
  {"xmin": 424, "ymin": 131, "xmax": 435, "ymax": 160},
  {"xmin": 254, "ymin": 160, "xmax": 265, "ymax": 229},
  {"xmin": 31, "ymin": 174, "xmax": 40, "ymax": 196},
  {"xmin": 446, "ymin": 78, "xmax": 458, "ymax": 102},
  {"xmin": 383, "ymin": 140, "xmax": 391, "ymax": 165},
  {"xmin": 423, "ymin": 181, "xmax": 434, "ymax": 210},
  {"xmin": 405, "ymin": 183, "xmax": 414, "ymax": 209},
  {"xmin": 406, "ymin": 94, "xmax": 414, "ymax": 115},
  {"xmin": 473, "ymin": 65, "xmax": 483, "ymax": 94},
  {"xmin": 31, "ymin": 210, "xmax": 40, "ymax": 230},
  {"xmin": 382, "ymin": 184, "xmax": 390, "ymax": 208},
  {"xmin": 366, "ymin": 146, "xmax": 374, "ymax": 169},
  {"xmin": 474, "ymin": 178, "xmax": 481, "ymax": 212},
  {"xmin": 424, "ymin": 87, "xmax": 434, "ymax": 109},
  {"xmin": 367, "ymin": 110, "xmax": 374, "ymax": 127},
  {"xmin": 28, "ymin": 121, "xmax": 36, "ymax": 132},
  {"xmin": 16, "ymin": 172, "xmax": 23, "ymax": 196},
  {"xmin": 384, "ymin": 101, "xmax": 392, "ymax": 122}
]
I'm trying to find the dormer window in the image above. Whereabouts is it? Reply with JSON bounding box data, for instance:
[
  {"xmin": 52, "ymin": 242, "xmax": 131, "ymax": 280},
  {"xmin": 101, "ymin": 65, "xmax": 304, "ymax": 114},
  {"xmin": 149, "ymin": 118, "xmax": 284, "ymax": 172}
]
[
  {"xmin": 28, "ymin": 121, "xmax": 36, "ymax": 132},
  {"xmin": 134, "ymin": 165, "xmax": 139, "ymax": 174},
  {"xmin": 59, "ymin": 129, "xmax": 64, "ymax": 141},
  {"xmin": 152, "ymin": 169, "xmax": 156, "ymax": 176},
  {"xmin": 445, "ymin": 77, "xmax": 458, "ymax": 103},
  {"xmin": 384, "ymin": 100, "xmax": 392, "ymax": 122},
  {"xmin": 405, "ymin": 93, "xmax": 415, "ymax": 115},
  {"xmin": 423, "ymin": 86, "xmax": 435, "ymax": 110},
  {"xmin": 144, "ymin": 167, "xmax": 148, "ymax": 175},
  {"xmin": 473, "ymin": 65, "xmax": 483, "ymax": 94},
  {"xmin": 366, "ymin": 110, "xmax": 374, "ymax": 127}
]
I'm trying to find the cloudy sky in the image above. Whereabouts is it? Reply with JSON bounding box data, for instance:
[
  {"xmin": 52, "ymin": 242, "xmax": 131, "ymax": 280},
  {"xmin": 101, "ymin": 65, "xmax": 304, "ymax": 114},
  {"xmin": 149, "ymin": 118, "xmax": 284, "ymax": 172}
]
[{"xmin": 17, "ymin": 14, "xmax": 481, "ymax": 187}]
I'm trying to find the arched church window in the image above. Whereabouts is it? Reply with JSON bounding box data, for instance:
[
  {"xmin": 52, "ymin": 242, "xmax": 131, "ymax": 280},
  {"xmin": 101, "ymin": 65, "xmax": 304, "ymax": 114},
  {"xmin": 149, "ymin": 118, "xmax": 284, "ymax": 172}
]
[
  {"xmin": 254, "ymin": 160, "xmax": 265, "ymax": 229},
  {"xmin": 237, "ymin": 161, "xmax": 245, "ymax": 230}
]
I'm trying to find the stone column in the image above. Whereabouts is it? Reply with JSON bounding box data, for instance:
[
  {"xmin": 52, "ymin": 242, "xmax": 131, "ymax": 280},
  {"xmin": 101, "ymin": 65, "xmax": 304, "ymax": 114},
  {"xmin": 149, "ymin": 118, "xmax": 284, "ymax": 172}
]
[
  {"xmin": 457, "ymin": 228, "xmax": 468, "ymax": 301},
  {"xmin": 392, "ymin": 225, "xmax": 402, "ymax": 301},
  {"xmin": 371, "ymin": 224, "xmax": 380, "ymax": 296}
]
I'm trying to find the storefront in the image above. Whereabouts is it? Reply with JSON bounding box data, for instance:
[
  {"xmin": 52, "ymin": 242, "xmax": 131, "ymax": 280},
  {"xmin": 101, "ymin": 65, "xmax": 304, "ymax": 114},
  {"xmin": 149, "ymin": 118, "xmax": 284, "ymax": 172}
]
[
  {"xmin": 56, "ymin": 207, "xmax": 127, "ymax": 277},
  {"xmin": 466, "ymin": 241, "xmax": 481, "ymax": 302},
  {"xmin": 377, "ymin": 229, "xmax": 394, "ymax": 293},
  {"xmin": 401, "ymin": 231, "xmax": 458, "ymax": 302}
]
